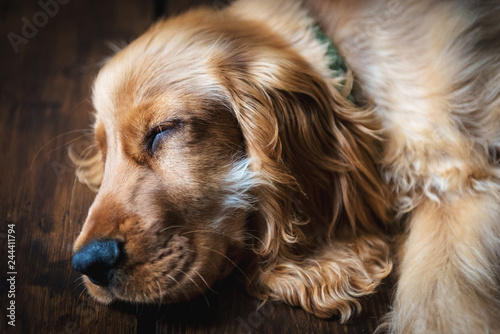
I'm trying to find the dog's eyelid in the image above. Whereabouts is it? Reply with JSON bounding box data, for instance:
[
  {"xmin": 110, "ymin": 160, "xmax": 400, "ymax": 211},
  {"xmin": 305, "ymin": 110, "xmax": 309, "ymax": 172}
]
[
  {"xmin": 148, "ymin": 119, "xmax": 183, "ymax": 137},
  {"xmin": 146, "ymin": 119, "xmax": 183, "ymax": 154}
]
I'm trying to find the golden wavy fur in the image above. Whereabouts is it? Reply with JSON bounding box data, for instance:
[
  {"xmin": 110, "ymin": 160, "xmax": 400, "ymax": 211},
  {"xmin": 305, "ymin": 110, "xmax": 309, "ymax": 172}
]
[{"xmin": 71, "ymin": 0, "xmax": 500, "ymax": 332}]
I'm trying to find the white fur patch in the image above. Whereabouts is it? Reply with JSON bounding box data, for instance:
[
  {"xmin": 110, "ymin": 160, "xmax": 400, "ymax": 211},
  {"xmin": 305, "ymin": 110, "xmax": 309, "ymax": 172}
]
[{"xmin": 222, "ymin": 158, "xmax": 264, "ymax": 211}]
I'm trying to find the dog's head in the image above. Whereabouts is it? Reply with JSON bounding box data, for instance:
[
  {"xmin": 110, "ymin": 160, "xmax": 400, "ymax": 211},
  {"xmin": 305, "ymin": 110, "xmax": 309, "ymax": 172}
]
[{"xmin": 72, "ymin": 1, "xmax": 388, "ymax": 306}]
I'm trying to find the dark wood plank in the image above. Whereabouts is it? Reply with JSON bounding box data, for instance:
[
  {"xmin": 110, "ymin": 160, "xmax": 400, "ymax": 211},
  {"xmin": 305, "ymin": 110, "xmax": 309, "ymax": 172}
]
[
  {"xmin": 162, "ymin": 0, "xmax": 233, "ymax": 17},
  {"xmin": 146, "ymin": 272, "xmax": 393, "ymax": 333},
  {"xmin": 0, "ymin": 0, "xmax": 393, "ymax": 333},
  {"xmin": 0, "ymin": 0, "xmax": 153, "ymax": 333}
]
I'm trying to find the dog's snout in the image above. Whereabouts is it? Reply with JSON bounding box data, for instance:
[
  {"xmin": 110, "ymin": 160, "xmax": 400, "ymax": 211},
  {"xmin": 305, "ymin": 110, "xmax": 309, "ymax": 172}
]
[{"xmin": 72, "ymin": 239, "xmax": 123, "ymax": 286}]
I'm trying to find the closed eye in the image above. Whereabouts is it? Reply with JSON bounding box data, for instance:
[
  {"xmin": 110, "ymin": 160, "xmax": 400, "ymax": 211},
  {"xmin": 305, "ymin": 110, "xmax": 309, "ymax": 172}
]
[{"xmin": 147, "ymin": 120, "xmax": 183, "ymax": 154}]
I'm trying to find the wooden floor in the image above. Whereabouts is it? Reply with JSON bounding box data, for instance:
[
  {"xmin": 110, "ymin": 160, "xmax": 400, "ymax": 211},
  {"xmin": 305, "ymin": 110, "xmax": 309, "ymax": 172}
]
[{"xmin": 0, "ymin": 0, "xmax": 393, "ymax": 333}]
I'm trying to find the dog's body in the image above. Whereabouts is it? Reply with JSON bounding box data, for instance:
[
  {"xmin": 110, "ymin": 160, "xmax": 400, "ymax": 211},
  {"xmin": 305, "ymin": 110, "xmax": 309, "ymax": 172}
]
[{"xmin": 72, "ymin": 0, "xmax": 500, "ymax": 333}]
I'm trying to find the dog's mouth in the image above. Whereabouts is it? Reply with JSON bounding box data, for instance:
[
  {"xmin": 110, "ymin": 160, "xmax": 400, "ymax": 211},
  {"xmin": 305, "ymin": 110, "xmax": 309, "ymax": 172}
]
[
  {"xmin": 73, "ymin": 227, "xmax": 246, "ymax": 305},
  {"xmin": 73, "ymin": 234, "xmax": 208, "ymax": 305}
]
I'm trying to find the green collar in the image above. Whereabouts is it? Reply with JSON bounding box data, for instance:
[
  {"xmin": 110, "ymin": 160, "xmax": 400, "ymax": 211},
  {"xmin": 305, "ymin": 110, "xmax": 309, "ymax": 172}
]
[{"xmin": 312, "ymin": 24, "xmax": 354, "ymax": 102}]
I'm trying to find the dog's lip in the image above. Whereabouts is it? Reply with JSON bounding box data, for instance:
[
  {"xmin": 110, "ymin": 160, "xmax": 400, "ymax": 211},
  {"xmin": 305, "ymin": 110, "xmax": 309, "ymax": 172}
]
[
  {"xmin": 85, "ymin": 269, "xmax": 115, "ymax": 286},
  {"xmin": 87, "ymin": 276, "xmax": 106, "ymax": 286},
  {"xmin": 81, "ymin": 275, "xmax": 116, "ymax": 304},
  {"xmin": 83, "ymin": 274, "xmax": 112, "ymax": 289},
  {"xmin": 81, "ymin": 235, "xmax": 199, "ymax": 304}
]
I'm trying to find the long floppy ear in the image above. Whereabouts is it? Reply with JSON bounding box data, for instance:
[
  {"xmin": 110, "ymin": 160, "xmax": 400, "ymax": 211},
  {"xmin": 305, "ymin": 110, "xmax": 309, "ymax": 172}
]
[
  {"xmin": 222, "ymin": 44, "xmax": 392, "ymax": 319},
  {"xmin": 226, "ymin": 51, "xmax": 389, "ymax": 257}
]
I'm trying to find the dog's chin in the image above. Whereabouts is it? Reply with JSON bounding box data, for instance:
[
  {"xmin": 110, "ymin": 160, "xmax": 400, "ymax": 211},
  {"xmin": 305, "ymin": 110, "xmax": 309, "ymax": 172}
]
[{"xmin": 83, "ymin": 275, "xmax": 196, "ymax": 305}]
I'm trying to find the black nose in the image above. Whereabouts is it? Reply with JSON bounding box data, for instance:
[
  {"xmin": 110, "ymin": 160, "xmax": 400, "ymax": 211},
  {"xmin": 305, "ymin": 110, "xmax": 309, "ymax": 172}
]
[{"xmin": 72, "ymin": 239, "xmax": 123, "ymax": 286}]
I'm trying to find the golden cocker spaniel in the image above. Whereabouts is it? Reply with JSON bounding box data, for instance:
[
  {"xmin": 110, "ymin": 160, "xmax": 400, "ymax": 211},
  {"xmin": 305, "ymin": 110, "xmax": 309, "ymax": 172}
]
[{"xmin": 71, "ymin": 0, "xmax": 500, "ymax": 332}]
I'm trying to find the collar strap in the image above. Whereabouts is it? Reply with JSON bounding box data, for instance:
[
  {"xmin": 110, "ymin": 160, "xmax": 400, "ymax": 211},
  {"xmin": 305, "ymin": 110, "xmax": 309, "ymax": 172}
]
[{"xmin": 312, "ymin": 24, "xmax": 354, "ymax": 102}]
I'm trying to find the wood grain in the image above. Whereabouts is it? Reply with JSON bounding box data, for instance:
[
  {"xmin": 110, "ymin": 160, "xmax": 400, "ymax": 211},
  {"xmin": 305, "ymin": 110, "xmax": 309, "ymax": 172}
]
[{"xmin": 0, "ymin": 0, "xmax": 392, "ymax": 333}]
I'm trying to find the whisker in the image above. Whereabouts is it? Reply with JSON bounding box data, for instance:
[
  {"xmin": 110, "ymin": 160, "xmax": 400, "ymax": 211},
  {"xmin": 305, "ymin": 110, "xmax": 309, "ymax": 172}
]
[
  {"xmin": 181, "ymin": 229, "xmax": 243, "ymax": 241},
  {"xmin": 167, "ymin": 274, "xmax": 191, "ymax": 302},
  {"xmin": 147, "ymin": 283, "xmax": 155, "ymax": 302},
  {"xmin": 194, "ymin": 270, "xmax": 217, "ymax": 294},
  {"xmin": 198, "ymin": 246, "xmax": 250, "ymax": 283},
  {"xmin": 71, "ymin": 276, "xmax": 84, "ymax": 286},
  {"xmin": 180, "ymin": 228, "xmax": 266, "ymax": 250},
  {"xmin": 44, "ymin": 134, "xmax": 93, "ymax": 160},
  {"xmin": 158, "ymin": 225, "xmax": 186, "ymax": 233},
  {"xmin": 184, "ymin": 248, "xmax": 222, "ymax": 278},
  {"xmin": 70, "ymin": 278, "xmax": 87, "ymax": 294},
  {"xmin": 30, "ymin": 129, "xmax": 92, "ymax": 170},
  {"xmin": 155, "ymin": 279, "xmax": 163, "ymax": 312},
  {"xmin": 178, "ymin": 269, "xmax": 210, "ymax": 308},
  {"xmin": 77, "ymin": 281, "xmax": 88, "ymax": 301},
  {"xmin": 72, "ymin": 142, "xmax": 97, "ymax": 162}
]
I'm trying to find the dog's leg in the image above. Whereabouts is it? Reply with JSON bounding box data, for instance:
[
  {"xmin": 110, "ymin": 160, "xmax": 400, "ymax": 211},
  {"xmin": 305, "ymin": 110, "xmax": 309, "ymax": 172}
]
[
  {"xmin": 387, "ymin": 185, "xmax": 500, "ymax": 333},
  {"xmin": 310, "ymin": 2, "xmax": 500, "ymax": 330},
  {"xmin": 255, "ymin": 234, "xmax": 392, "ymax": 322}
]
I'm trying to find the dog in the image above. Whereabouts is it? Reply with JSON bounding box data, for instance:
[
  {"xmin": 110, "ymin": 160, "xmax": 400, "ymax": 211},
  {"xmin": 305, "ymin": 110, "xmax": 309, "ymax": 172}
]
[{"xmin": 71, "ymin": 0, "xmax": 500, "ymax": 332}]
